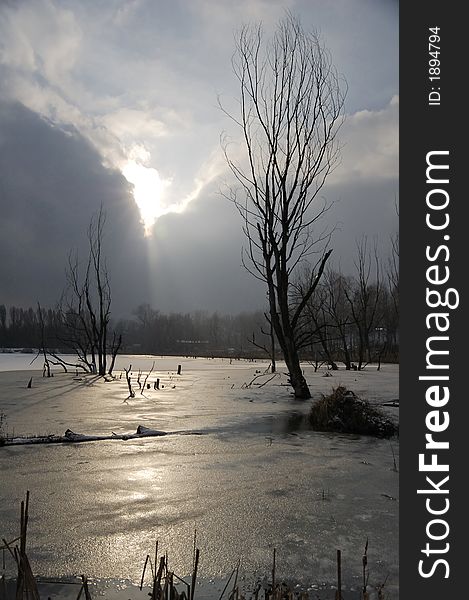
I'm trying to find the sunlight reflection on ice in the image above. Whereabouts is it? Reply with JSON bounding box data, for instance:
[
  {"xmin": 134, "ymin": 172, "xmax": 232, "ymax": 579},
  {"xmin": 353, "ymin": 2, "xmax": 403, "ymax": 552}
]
[{"xmin": 0, "ymin": 357, "xmax": 399, "ymax": 597}]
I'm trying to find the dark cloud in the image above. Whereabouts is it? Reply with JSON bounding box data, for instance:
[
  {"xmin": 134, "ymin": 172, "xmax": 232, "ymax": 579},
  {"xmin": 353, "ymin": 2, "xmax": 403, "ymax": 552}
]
[
  {"xmin": 322, "ymin": 178, "xmax": 398, "ymax": 273},
  {"xmin": 0, "ymin": 101, "xmax": 150, "ymax": 315},
  {"xmin": 145, "ymin": 185, "xmax": 267, "ymax": 313}
]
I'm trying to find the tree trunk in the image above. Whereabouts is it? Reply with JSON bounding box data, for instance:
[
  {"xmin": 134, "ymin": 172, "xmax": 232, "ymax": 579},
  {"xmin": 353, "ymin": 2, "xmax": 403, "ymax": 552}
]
[
  {"xmin": 357, "ymin": 333, "xmax": 365, "ymax": 370},
  {"xmin": 318, "ymin": 333, "xmax": 338, "ymax": 370},
  {"xmin": 271, "ymin": 300, "xmax": 311, "ymax": 399},
  {"xmin": 287, "ymin": 357, "xmax": 311, "ymax": 399},
  {"xmin": 342, "ymin": 350, "xmax": 352, "ymax": 370},
  {"xmin": 338, "ymin": 331, "xmax": 352, "ymax": 370},
  {"xmin": 108, "ymin": 333, "xmax": 122, "ymax": 376},
  {"xmin": 283, "ymin": 342, "xmax": 310, "ymax": 399},
  {"xmin": 270, "ymin": 320, "xmax": 276, "ymax": 373}
]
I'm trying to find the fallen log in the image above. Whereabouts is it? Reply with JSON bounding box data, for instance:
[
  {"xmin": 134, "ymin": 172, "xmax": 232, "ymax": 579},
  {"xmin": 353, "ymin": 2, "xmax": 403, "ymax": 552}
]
[{"xmin": 2, "ymin": 425, "xmax": 168, "ymax": 446}]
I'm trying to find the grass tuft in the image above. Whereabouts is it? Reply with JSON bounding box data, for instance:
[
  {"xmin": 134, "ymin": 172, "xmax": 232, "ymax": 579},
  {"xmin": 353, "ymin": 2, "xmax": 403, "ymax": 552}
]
[{"xmin": 308, "ymin": 386, "xmax": 398, "ymax": 438}]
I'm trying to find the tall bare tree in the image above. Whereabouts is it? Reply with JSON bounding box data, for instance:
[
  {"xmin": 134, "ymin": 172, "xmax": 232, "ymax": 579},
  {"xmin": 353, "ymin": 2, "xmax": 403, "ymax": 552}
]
[
  {"xmin": 344, "ymin": 237, "xmax": 384, "ymax": 370},
  {"xmin": 223, "ymin": 14, "xmax": 346, "ymax": 398},
  {"xmin": 386, "ymin": 202, "xmax": 399, "ymax": 354},
  {"xmin": 59, "ymin": 208, "xmax": 121, "ymax": 376},
  {"xmin": 322, "ymin": 270, "xmax": 354, "ymax": 370}
]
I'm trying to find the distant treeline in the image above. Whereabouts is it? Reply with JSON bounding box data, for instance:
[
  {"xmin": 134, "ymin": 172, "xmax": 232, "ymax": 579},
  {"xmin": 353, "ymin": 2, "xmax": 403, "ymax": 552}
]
[
  {"xmin": 0, "ymin": 303, "xmax": 271, "ymax": 357},
  {"xmin": 1, "ymin": 266, "xmax": 399, "ymax": 368}
]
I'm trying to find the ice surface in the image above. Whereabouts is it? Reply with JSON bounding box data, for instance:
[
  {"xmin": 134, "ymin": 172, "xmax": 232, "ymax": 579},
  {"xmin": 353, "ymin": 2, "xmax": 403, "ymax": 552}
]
[{"xmin": 0, "ymin": 355, "xmax": 399, "ymax": 599}]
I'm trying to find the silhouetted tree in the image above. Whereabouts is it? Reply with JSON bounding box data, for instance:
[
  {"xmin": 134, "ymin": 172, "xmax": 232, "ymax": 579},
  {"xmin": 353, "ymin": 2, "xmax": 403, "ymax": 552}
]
[
  {"xmin": 59, "ymin": 208, "xmax": 121, "ymax": 375},
  {"xmin": 223, "ymin": 14, "xmax": 345, "ymax": 397},
  {"xmin": 344, "ymin": 238, "xmax": 384, "ymax": 370},
  {"xmin": 322, "ymin": 270, "xmax": 354, "ymax": 369},
  {"xmin": 0, "ymin": 304, "xmax": 7, "ymax": 347}
]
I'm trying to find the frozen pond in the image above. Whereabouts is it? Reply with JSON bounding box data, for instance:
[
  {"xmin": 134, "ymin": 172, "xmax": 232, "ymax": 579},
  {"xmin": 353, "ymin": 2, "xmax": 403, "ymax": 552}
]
[{"xmin": 0, "ymin": 355, "xmax": 399, "ymax": 599}]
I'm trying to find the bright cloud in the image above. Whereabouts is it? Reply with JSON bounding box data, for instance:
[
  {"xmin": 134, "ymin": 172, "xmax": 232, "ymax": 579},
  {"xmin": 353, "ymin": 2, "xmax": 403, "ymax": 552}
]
[
  {"xmin": 122, "ymin": 160, "xmax": 171, "ymax": 234},
  {"xmin": 330, "ymin": 95, "xmax": 399, "ymax": 185}
]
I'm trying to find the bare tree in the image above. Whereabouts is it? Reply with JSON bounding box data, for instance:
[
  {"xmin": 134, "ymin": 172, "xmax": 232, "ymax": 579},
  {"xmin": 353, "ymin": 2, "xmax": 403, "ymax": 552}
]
[
  {"xmin": 249, "ymin": 313, "xmax": 277, "ymax": 372},
  {"xmin": 302, "ymin": 281, "xmax": 339, "ymax": 370},
  {"xmin": 0, "ymin": 305, "xmax": 6, "ymax": 332},
  {"xmin": 386, "ymin": 232, "xmax": 399, "ymax": 352},
  {"xmin": 322, "ymin": 269, "xmax": 354, "ymax": 369},
  {"xmin": 59, "ymin": 208, "xmax": 121, "ymax": 376},
  {"xmin": 32, "ymin": 303, "xmax": 68, "ymax": 374},
  {"xmin": 386, "ymin": 200, "xmax": 399, "ymax": 355},
  {"xmin": 222, "ymin": 14, "xmax": 346, "ymax": 398},
  {"xmin": 383, "ymin": 198, "xmax": 399, "ymax": 360},
  {"xmin": 344, "ymin": 238, "xmax": 384, "ymax": 370}
]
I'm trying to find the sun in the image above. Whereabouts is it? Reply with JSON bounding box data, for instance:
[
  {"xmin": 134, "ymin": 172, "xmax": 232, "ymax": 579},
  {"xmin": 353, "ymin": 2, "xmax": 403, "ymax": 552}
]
[{"xmin": 122, "ymin": 160, "xmax": 171, "ymax": 235}]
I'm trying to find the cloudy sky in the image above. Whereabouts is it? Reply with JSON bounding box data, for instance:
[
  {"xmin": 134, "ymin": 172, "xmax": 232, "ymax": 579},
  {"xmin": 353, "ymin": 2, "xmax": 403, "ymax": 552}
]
[{"xmin": 0, "ymin": 0, "xmax": 398, "ymax": 317}]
